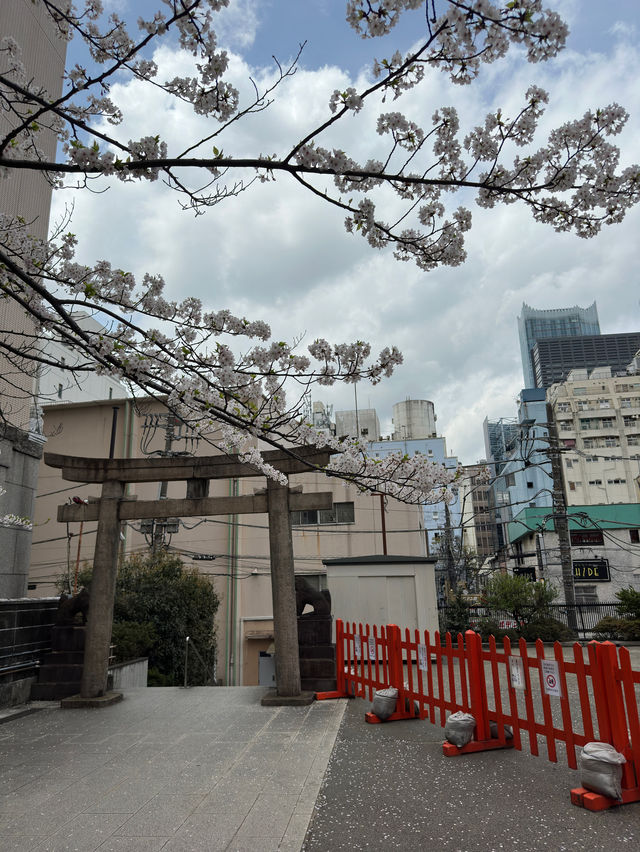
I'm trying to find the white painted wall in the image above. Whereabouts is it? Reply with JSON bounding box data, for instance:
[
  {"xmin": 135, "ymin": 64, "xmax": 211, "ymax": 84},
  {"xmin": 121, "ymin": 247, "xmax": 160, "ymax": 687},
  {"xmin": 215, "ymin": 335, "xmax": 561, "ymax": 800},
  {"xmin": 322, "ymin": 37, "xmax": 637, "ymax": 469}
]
[{"xmin": 324, "ymin": 558, "xmax": 438, "ymax": 635}]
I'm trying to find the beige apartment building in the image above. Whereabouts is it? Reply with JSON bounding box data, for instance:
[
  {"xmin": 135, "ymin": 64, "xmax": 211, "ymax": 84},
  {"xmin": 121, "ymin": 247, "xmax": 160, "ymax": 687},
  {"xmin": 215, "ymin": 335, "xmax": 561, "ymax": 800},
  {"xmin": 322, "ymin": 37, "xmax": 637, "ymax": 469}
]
[
  {"xmin": 547, "ymin": 366, "xmax": 640, "ymax": 505},
  {"xmin": 0, "ymin": 1, "xmax": 69, "ymax": 595},
  {"xmin": 30, "ymin": 398, "xmax": 428, "ymax": 685}
]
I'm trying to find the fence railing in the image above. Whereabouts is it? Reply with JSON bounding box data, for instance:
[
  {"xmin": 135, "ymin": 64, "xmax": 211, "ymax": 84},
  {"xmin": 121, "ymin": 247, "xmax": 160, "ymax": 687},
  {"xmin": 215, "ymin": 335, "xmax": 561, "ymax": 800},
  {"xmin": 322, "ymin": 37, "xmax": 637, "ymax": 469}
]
[
  {"xmin": 439, "ymin": 602, "xmax": 621, "ymax": 639},
  {"xmin": 317, "ymin": 619, "xmax": 640, "ymax": 812},
  {"xmin": 0, "ymin": 598, "xmax": 58, "ymax": 674}
]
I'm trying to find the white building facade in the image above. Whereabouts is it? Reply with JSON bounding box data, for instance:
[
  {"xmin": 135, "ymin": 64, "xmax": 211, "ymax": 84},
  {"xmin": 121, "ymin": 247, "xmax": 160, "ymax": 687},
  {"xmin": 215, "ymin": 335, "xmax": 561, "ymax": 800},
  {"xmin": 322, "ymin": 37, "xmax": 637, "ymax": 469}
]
[{"xmin": 547, "ymin": 367, "xmax": 640, "ymax": 506}]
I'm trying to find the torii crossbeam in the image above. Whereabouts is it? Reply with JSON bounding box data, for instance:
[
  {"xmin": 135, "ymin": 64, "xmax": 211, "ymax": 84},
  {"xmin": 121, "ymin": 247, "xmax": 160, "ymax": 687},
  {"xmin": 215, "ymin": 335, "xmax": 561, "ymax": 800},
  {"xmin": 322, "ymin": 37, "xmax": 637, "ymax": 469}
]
[{"xmin": 46, "ymin": 445, "xmax": 335, "ymax": 705}]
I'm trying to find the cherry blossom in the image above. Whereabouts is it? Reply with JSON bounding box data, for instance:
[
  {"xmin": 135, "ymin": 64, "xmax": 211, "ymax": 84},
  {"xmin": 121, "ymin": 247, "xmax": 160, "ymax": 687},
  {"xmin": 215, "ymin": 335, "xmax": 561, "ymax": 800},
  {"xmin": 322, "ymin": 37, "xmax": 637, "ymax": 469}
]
[{"xmin": 1, "ymin": 1, "xmax": 638, "ymax": 500}]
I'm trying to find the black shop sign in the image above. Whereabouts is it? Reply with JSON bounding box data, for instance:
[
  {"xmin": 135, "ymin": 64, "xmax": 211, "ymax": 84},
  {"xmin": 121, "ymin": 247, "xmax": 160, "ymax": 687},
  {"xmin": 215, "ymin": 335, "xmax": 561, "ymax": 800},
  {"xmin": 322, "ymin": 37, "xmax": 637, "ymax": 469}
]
[{"xmin": 572, "ymin": 559, "xmax": 610, "ymax": 582}]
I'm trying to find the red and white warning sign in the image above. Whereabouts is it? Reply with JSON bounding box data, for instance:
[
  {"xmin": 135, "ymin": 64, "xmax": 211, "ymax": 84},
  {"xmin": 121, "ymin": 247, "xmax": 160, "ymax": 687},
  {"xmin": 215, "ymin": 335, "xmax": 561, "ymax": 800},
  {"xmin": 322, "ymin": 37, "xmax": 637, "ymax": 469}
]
[{"xmin": 541, "ymin": 659, "xmax": 561, "ymax": 697}]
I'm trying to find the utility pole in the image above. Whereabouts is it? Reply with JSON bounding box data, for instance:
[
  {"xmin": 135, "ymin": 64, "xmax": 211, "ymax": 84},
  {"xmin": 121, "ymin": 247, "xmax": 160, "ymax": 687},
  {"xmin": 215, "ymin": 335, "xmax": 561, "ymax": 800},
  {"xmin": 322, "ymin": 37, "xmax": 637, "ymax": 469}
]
[{"xmin": 545, "ymin": 403, "xmax": 577, "ymax": 624}]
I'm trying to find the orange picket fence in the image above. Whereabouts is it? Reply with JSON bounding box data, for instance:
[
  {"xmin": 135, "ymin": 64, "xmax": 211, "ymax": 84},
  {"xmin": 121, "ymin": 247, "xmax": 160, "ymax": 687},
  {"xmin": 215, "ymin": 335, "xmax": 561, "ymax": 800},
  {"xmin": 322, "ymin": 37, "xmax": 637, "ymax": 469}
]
[{"xmin": 316, "ymin": 619, "xmax": 640, "ymax": 811}]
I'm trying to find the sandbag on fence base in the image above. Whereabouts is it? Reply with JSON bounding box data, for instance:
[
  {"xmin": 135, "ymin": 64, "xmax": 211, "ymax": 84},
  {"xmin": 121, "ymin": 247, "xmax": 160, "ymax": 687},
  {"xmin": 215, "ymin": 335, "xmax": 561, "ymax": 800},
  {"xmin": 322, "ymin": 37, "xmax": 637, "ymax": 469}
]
[
  {"xmin": 579, "ymin": 742, "xmax": 626, "ymax": 801},
  {"xmin": 371, "ymin": 687, "xmax": 398, "ymax": 720},
  {"xmin": 489, "ymin": 720, "xmax": 514, "ymax": 740},
  {"xmin": 444, "ymin": 712, "xmax": 476, "ymax": 748}
]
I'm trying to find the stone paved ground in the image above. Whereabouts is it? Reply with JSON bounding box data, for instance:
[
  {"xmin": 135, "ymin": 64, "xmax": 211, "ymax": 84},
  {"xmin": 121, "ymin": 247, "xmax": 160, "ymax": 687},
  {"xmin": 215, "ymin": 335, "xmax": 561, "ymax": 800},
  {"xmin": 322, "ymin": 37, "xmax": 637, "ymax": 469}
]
[
  {"xmin": 303, "ymin": 695, "xmax": 640, "ymax": 852},
  {"xmin": 0, "ymin": 687, "xmax": 345, "ymax": 852}
]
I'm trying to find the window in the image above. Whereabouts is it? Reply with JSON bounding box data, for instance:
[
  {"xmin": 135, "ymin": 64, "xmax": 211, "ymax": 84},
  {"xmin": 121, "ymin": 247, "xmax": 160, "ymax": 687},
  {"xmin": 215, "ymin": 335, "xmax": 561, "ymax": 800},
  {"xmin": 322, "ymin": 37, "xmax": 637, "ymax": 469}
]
[
  {"xmin": 588, "ymin": 479, "xmax": 603, "ymax": 486},
  {"xmin": 573, "ymin": 388, "xmax": 587, "ymax": 396},
  {"xmin": 630, "ymin": 530, "xmax": 640, "ymax": 544},
  {"xmin": 607, "ymin": 478, "xmax": 626, "ymax": 485},
  {"xmin": 559, "ymin": 421, "xmax": 573, "ymax": 432},
  {"xmin": 570, "ymin": 530, "xmax": 604, "ymax": 546},
  {"xmin": 556, "ymin": 402, "xmax": 571, "ymax": 413},
  {"xmin": 297, "ymin": 573, "xmax": 328, "ymax": 593},
  {"xmin": 600, "ymin": 417, "xmax": 615, "ymax": 428},
  {"xmin": 598, "ymin": 399, "xmax": 611, "ymax": 409},
  {"xmin": 565, "ymin": 459, "xmax": 573, "ymax": 468},
  {"xmin": 575, "ymin": 585, "xmax": 599, "ymax": 605},
  {"xmin": 621, "ymin": 398, "xmax": 632, "ymax": 408},
  {"xmin": 568, "ymin": 481, "xmax": 576, "ymax": 491},
  {"xmin": 504, "ymin": 473, "xmax": 516, "ymax": 487},
  {"xmin": 290, "ymin": 501, "xmax": 355, "ymax": 525},
  {"xmin": 603, "ymin": 437, "xmax": 619, "ymax": 448},
  {"xmin": 526, "ymin": 481, "xmax": 534, "ymax": 489},
  {"xmin": 623, "ymin": 415, "xmax": 640, "ymax": 426},
  {"xmin": 57, "ymin": 383, "xmax": 63, "ymax": 399}
]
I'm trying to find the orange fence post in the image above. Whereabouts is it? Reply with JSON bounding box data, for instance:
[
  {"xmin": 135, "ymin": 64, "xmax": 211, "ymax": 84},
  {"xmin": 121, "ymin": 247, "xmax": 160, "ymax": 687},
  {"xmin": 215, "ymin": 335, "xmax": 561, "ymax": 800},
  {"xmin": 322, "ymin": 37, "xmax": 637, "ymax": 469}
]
[
  {"xmin": 443, "ymin": 630, "xmax": 515, "ymax": 757},
  {"xmin": 315, "ymin": 618, "xmax": 349, "ymax": 701},
  {"xmin": 365, "ymin": 624, "xmax": 420, "ymax": 724},
  {"xmin": 571, "ymin": 641, "xmax": 640, "ymax": 811}
]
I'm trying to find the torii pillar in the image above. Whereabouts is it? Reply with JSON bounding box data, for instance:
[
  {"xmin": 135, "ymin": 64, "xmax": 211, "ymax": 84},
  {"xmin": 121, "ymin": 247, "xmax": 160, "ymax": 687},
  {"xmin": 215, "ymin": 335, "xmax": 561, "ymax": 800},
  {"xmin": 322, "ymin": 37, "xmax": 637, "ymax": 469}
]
[{"xmin": 45, "ymin": 446, "xmax": 335, "ymax": 707}]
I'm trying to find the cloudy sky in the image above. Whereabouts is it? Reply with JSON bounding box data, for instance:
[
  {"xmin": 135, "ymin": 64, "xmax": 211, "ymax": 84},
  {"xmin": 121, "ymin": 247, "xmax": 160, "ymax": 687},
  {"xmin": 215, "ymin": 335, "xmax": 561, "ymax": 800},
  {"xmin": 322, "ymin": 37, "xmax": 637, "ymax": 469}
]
[{"xmin": 55, "ymin": 0, "xmax": 640, "ymax": 464}]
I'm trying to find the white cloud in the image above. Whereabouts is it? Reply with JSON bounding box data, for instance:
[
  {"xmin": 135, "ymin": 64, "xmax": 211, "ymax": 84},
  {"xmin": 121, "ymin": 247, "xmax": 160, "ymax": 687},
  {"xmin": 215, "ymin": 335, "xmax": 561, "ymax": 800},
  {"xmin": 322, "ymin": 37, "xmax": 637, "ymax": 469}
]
[{"xmin": 51, "ymin": 2, "xmax": 640, "ymax": 465}]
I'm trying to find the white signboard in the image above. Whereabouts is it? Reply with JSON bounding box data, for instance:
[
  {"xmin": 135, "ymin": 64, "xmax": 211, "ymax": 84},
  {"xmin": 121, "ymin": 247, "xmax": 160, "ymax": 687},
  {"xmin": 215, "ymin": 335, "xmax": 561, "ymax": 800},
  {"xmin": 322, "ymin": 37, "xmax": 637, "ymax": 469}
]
[
  {"xmin": 418, "ymin": 644, "xmax": 429, "ymax": 672},
  {"xmin": 362, "ymin": 638, "xmax": 369, "ymax": 660},
  {"xmin": 541, "ymin": 659, "xmax": 561, "ymax": 697},
  {"xmin": 509, "ymin": 656, "xmax": 526, "ymax": 691},
  {"xmin": 354, "ymin": 635, "xmax": 361, "ymax": 659},
  {"xmin": 368, "ymin": 636, "xmax": 376, "ymax": 662}
]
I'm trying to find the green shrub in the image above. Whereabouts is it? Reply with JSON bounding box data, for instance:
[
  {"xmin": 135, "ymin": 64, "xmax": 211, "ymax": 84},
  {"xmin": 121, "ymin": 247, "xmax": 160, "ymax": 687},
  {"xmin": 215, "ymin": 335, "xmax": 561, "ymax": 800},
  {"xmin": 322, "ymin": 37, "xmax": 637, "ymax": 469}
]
[
  {"xmin": 111, "ymin": 621, "xmax": 157, "ymax": 662},
  {"xmin": 442, "ymin": 588, "xmax": 471, "ymax": 636},
  {"xmin": 147, "ymin": 666, "xmax": 174, "ymax": 687},
  {"xmin": 593, "ymin": 615, "xmax": 640, "ymax": 642},
  {"xmin": 476, "ymin": 618, "xmax": 520, "ymax": 643},
  {"xmin": 615, "ymin": 587, "xmax": 640, "ymax": 621},
  {"xmin": 66, "ymin": 550, "xmax": 219, "ymax": 685},
  {"xmin": 593, "ymin": 616, "xmax": 624, "ymax": 640},
  {"xmin": 615, "ymin": 618, "xmax": 640, "ymax": 641},
  {"xmin": 482, "ymin": 574, "xmax": 557, "ymax": 628},
  {"xmin": 522, "ymin": 617, "xmax": 575, "ymax": 643}
]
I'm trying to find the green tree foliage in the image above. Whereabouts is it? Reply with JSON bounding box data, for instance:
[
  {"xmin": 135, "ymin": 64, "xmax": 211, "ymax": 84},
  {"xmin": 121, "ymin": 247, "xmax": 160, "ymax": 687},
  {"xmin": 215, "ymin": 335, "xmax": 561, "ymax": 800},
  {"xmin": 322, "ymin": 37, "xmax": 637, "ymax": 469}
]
[
  {"xmin": 61, "ymin": 551, "xmax": 219, "ymax": 685},
  {"xmin": 482, "ymin": 574, "xmax": 557, "ymax": 626},
  {"xmin": 478, "ymin": 573, "xmax": 574, "ymax": 642},
  {"xmin": 114, "ymin": 551, "xmax": 219, "ymax": 685},
  {"xmin": 441, "ymin": 587, "xmax": 471, "ymax": 637},
  {"xmin": 593, "ymin": 586, "xmax": 640, "ymax": 642},
  {"xmin": 614, "ymin": 586, "xmax": 640, "ymax": 621}
]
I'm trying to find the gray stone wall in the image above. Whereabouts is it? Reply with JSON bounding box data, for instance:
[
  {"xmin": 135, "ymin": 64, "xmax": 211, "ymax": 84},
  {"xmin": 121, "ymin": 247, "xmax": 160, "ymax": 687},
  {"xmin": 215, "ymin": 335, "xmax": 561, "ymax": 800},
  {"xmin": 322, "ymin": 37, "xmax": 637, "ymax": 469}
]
[
  {"xmin": 0, "ymin": 424, "xmax": 45, "ymax": 598},
  {"xmin": 0, "ymin": 597, "xmax": 58, "ymax": 707}
]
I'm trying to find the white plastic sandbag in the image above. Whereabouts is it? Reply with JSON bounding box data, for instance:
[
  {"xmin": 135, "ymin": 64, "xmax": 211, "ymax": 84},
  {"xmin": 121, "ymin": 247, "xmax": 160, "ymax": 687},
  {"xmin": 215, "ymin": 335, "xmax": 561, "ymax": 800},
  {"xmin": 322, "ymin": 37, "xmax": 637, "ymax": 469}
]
[
  {"xmin": 445, "ymin": 711, "xmax": 476, "ymax": 748},
  {"xmin": 579, "ymin": 742, "xmax": 626, "ymax": 801},
  {"xmin": 489, "ymin": 720, "xmax": 514, "ymax": 740},
  {"xmin": 372, "ymin": 687, "xmax": 398, "ymax": 720}
]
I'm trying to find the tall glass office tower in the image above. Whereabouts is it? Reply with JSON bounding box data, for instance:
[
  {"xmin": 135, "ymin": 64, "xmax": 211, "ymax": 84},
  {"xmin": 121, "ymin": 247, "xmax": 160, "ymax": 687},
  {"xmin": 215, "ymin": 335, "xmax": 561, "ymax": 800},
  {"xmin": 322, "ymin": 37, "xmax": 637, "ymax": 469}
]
[{"xmin": 517, "ymin": 302, "xmax": 600, "ymax": 388}]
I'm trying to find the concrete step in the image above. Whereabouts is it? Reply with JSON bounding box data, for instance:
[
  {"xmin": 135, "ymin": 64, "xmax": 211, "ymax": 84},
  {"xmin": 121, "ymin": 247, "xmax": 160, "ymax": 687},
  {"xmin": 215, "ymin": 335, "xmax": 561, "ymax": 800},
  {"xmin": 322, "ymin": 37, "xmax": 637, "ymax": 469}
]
[
  {"xmin": 301, "ymin": 677, "xmax": 337, "ymax": 692},
  {"xmin": 51, "ymin": 626, "xmax": 86, "ymax": 652},
  {"xmin": 298, "ymin": 645, "xmax": 335, "ymax": 660},
  {"xmin": 30, "ymin": 681, "xmax": 82, "ymax": 701},
  {"xmin": 300, "ymin": 658, "xmax": 336, "ymax": 678},
  {"xmin": 37, "ymin": 664, "xmax": 83, "ymax": 682}
]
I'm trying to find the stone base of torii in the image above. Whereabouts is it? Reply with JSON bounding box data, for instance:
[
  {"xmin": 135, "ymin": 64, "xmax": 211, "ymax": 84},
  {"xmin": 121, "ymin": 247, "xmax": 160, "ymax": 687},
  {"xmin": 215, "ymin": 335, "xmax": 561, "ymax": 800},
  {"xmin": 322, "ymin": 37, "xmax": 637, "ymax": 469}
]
[{"xmin": 45, "ymin": 446, "xmax": 335, "ymax": 706}]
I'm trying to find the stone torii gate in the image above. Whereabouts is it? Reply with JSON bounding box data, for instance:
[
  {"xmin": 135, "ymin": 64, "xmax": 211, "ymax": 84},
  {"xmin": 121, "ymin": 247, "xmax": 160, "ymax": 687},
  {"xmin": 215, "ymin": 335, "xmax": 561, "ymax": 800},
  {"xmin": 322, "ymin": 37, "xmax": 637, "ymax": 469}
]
[{"xmin": 45, "ymin": 446, "xmax": 334, "ymax": 706}]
